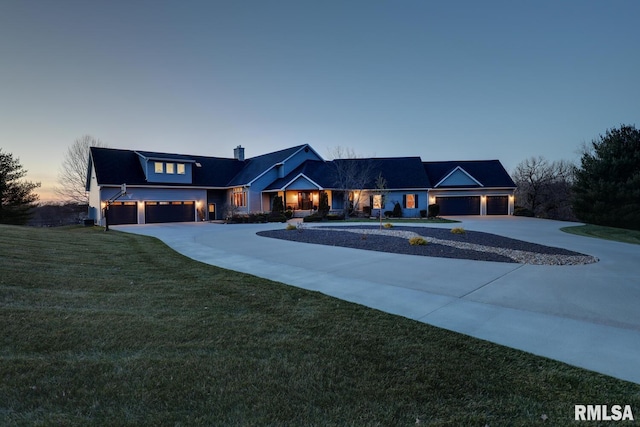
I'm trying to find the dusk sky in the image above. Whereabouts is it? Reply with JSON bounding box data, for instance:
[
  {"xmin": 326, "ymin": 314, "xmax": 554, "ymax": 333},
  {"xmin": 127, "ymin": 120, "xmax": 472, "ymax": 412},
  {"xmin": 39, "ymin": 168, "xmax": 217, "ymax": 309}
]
[{"xmin": 1, "ymin": 0, "xmax": 638, "ymax": 201}]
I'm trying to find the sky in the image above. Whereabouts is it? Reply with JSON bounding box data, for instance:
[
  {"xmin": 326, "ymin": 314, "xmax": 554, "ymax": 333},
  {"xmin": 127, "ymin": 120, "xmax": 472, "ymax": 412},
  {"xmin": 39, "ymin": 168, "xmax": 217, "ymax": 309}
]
[{"xmin": 1, "ymin": 0, "xmax": 639, "ymax": 202}]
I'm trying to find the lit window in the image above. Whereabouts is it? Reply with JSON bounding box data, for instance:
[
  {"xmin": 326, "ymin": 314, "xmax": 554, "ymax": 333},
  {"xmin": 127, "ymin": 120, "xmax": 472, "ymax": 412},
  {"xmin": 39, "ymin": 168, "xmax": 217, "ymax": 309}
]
[
  {"xmin": 177, "ymin": 163, "xmax": 185, "ymax": 174},
  {"xmin": 373, "ymin": 195, "xmax": 383, "ymax": 209},
  {"xmin": 155, "ymin": 162, "xmax": 163, "ymax": 173},
  {"xmin": 232, "ymin": 188, "xmax": 246, "ymax": 207},
  {"xmin": 404, "ymin": 194, "xmax": 417, "ymax": 209},
  {"xmin": 166, "ymin": 163, "xmax": 175, "ymax": 174}
]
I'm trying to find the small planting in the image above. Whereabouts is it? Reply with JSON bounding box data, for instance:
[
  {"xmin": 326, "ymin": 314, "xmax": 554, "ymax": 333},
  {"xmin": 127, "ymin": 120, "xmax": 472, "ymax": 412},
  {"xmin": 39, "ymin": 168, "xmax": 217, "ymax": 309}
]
[
  {"xmin": 451, "ymin": 227, "xmax": 466, "ymax": 234},
  {"xmin": 409, "ymin": 236, "xmax": 428, "ymax": 246},
  {"xmin": 383, "ymin": 223, "xmax": 393, "ymax": 229},
  {"xmin": 285, "ymin": 223, "xmax": 297, "ymax": 230}
]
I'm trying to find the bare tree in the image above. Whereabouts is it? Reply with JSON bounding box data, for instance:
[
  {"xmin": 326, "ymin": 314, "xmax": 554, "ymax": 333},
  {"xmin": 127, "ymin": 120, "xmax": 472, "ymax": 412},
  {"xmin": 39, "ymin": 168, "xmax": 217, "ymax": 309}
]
[
  {"xmin": 512, "ymin": 156, "xmax": 575, "ymax": 220},
  {"xmin": 327, "ymin": 146, "xmax": 375, "ymax": 219},
  {"xmin": 56, "ymin": 135, "xmax": 108, "ymax": 204},
  {"xmin": 372, "ymin": 172, "xmax": 388, "ymax": 229}
]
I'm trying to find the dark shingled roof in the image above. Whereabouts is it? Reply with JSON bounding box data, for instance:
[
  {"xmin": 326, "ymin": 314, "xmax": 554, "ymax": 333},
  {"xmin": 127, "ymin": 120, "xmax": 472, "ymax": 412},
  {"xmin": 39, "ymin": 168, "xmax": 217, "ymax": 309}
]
[
  {"xmin": 89, "ymin": 147, "xmax": 147, "ymax": 186},
  {"xmin": 266, "ymin": 157, "xmax": 432, "ymax": 190},
  {"xmin": 264, "ymin": 160, "xmax": 332, "ymax": 190},
  {"xmin": 88, "ymin": 147, "xmax": 245, "ymax": 187},
  {"xmin": 88, "ymin": 146, "xmax": 515, "ymax": 192},
  {"xmin": 227, "ymin": 145, "xmax": 309, "ymax": 186},
  {"xmin": 331, "ymin": 157, "xmax": 432, "ymax": 189},
  {"xmin": 423, "ymin": 160, "xmax": 516, "ymax": 188}
]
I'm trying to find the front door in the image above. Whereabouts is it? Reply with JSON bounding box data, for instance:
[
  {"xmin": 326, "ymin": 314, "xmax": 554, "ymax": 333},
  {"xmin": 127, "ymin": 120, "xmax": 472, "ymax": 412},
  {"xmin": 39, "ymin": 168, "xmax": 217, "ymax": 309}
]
[
  {"xmin": 208, "ymin": 203, "xmax": 216, "ymax": 220},
  {"xmin": 297, "ymin": 192, "xmax": 313, "ymax": 210}
]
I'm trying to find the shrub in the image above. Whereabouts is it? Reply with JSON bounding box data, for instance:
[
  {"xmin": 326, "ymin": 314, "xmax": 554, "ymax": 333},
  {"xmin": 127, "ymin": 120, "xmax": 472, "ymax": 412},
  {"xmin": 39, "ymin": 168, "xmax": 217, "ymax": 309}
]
[
  {"xmin": 420, "ymin": 209, "xmax": 427, "ymax": 218},
  {"xmin": 267, "ymin": 213, "xmax": 287, "ymax": 223},
  {"xmin": 326, "ymin": 213, "xmax": 344, "ymax": 221},
  {"xmin": 384, "ymin": 211, "xmax": 393, "ymax": 218},
  {"xmin": 428, "ymin": 203, "xmax": 440, "ymax": 218},
  {"xmin": 409, "ymin": 236, "xmax": 427, "ymax": 246},
  {"xmin": 303, "ymin": 213, "xmax": 323, "ymax": 222},
  {"xmin": 451, "ymin": 227, "xmax": 466, "ymax": 234},
  {"xmin": 392, "ymin": 202, "xmax": 402, "ymax": 218},
  {"xmin": 383, "ymin": 223, "xmax": 393, "ymax": 229},
  {"xmin": 514, "ymin": 206, "xmax": 534, "ymax": 217},
  {"xmin": 285, "ymin": 224, "xmax": 297, "ymax": 230},
  {"xmin": 284, "ymin": 210, "xmax": 293, "ymax": 220}
]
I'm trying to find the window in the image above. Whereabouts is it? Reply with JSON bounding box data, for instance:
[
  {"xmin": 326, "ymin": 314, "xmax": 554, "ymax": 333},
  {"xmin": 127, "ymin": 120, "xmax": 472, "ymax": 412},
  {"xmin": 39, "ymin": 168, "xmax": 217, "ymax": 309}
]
[
  {"xmin": 177, "ymin": 163, "xmax": 186, "ymax": 174},
  {"xmin": 166, "ymin": 163, "xmax": 175, "ymax": 174},
  {"xmin": 232, "ymin": 188, "xmax": 246, "ymax": 207},
  {"xmin": 404, "ymin": 194, "xmax": 417, "ymax": 209},
  {"xmin": 373, "ymin": 195, "xmax": 383, "ymax": 209},
  {"xmin": 155, "ymin": 162, "xmax": 163, "ymax": 173}
]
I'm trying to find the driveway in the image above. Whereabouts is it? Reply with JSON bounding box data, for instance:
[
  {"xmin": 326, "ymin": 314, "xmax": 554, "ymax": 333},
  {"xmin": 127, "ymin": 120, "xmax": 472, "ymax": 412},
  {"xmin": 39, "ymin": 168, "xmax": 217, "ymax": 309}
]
[{"xmin": 115, "ymin": 216, "xmax": 640, "ymax": 384}]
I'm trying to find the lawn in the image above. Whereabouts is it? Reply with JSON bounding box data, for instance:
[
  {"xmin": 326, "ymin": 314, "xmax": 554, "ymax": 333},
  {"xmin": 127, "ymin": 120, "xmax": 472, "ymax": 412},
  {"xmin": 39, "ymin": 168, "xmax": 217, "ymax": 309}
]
[
  {"xmin": 561, "ymin": 224, "xmax": 640, "ymax": 245},
  {"xmin": 1, "ymin": 225, "xmax": 639, "ymax": 426}
]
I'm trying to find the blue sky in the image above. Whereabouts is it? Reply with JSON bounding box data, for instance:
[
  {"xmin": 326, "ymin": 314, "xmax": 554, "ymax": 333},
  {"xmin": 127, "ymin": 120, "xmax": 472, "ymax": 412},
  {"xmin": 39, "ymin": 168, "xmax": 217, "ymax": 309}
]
[{"xmin": 1, "ymin": 0, "xmax": 638, "ymax": 201}]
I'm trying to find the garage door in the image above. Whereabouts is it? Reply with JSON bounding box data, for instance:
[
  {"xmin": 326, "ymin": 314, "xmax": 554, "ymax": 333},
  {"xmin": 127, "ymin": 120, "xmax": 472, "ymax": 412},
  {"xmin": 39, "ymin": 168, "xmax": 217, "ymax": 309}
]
[
  {"xmin": 107, "ymin": 202, "xmax": 138, "ymax": 225},
  {"xmin": 486, "ymin": 196, "xmax": 509, "ymax": 215},
  {"xmin": 145, "ymin": 201, "xmax": 195, "ymax": 224},
  {"xmin": 436, "ymin": 196, "xmax": 480, "ymax": 215}
]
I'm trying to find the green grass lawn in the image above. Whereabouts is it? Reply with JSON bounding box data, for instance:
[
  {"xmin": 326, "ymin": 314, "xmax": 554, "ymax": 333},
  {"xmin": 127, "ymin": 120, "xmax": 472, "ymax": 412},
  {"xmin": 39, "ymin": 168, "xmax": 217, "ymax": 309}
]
[
  {"xmin": 561, "ymin": 224, "xmax": 640, "ymax": 245},
  {"xmin": 1, "ymin": 225, "xmax": 639, "ymax": 426}
]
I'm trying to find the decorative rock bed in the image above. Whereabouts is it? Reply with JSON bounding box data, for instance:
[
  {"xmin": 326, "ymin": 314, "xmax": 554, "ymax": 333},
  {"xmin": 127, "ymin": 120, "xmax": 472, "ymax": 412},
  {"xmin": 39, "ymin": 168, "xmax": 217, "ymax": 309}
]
[{"xmin": 257, "ymin": 225, "xmax": 598, "ymax": 265}]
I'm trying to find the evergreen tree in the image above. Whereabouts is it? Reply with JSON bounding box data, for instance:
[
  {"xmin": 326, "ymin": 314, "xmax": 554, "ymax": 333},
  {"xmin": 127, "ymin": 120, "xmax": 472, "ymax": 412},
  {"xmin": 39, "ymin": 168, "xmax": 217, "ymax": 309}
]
[
  {"xmin": 0, "ymin": 149, "xmax": 40, "ymax": 225},
  {"xmin": 318, "ymin": 191, "xmax": 329, "ymax": 218},
  {"xmin": 272, "ymin": 195, "xmax": 284, "ymax": 213},
  {"xmin": 572, "ymin": 125, "xmax": 640, "ymax": 230}
]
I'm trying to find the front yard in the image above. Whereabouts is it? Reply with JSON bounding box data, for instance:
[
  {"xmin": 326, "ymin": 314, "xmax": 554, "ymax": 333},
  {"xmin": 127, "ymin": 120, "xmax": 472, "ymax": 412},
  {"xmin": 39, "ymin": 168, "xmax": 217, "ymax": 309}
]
[{"xmin": 1, "ymin": 225, "xmax": 638, "ymax": 425}]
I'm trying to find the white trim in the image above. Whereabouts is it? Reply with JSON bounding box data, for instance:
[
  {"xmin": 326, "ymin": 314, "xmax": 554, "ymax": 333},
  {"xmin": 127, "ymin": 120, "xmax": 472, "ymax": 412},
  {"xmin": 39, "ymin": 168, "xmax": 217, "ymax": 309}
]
[
  {"xmin": 434, "ymin": 166, "xmax": 484, "ymax": 187},
  {"xmin": 134, "ymin": 151, "xmax": 197, "ymax": 163},
  {"xmin": 278, "ymin": 173, "xmax": 324, "ymax": 191},
  {"xmin": 244, "ymin": 144, "xmax": 322, "ymax": 187}
]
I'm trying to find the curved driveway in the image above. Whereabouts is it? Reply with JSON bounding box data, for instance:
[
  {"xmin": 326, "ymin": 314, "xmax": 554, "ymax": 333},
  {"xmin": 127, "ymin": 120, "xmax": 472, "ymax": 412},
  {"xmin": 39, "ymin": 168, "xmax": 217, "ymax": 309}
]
[{"xmin": 115, "ymin": 217, "xmax": 640, "ymax": 384}]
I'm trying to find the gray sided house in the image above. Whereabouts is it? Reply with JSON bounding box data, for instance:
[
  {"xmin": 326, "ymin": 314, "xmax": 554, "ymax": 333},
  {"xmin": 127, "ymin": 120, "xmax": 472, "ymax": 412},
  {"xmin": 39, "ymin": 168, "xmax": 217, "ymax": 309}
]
[{"xmin": 86, "ymin": 144, "xmax": 516, "ymax": 225}]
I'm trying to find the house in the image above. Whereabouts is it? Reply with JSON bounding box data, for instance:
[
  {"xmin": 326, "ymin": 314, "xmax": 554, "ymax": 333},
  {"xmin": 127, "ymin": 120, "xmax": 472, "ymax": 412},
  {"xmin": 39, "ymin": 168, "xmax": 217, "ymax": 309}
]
[{"xmin": 86, "ymin": 144, "xmax": 516, "ymax": 225}]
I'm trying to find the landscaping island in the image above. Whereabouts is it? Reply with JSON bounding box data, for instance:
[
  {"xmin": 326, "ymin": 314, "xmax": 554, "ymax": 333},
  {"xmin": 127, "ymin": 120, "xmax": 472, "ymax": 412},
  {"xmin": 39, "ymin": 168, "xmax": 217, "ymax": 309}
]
[{"xmin": 258, "ymin": 225, "xmax": 598, "ymax": 265}]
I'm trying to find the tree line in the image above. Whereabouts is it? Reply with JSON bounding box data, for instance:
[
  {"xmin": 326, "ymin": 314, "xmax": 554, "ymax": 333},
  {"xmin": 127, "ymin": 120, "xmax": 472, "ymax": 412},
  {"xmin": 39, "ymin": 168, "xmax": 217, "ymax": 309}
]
[{"xmin": 512, "ymin": 124, "xmax": 640, "ymax": 230}]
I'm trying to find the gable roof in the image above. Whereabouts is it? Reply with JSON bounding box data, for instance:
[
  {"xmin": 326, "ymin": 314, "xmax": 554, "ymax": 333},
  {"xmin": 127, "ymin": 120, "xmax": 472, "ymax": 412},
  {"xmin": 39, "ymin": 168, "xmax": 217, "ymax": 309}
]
[
  {"xmin": 264, "ymin": 160, "xmax": 332, "ymax": 191},
  {"xmin": 227, "ymin": 144, "xmax": 317, "ymax": 187},
  {"xmin": 423, "ymin": 160, "xmax": 516, "ymax": 188},
  {"xmin": 88, "ymin": 147, "xmax": 147, "ymax": 186}
]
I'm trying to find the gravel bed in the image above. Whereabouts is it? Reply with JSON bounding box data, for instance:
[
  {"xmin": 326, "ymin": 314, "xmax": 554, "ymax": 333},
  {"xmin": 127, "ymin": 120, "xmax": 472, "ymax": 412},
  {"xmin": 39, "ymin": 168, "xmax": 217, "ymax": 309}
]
[{"xmin": 257, "ymin": 225, "xmax": 598, "ymax": 265}]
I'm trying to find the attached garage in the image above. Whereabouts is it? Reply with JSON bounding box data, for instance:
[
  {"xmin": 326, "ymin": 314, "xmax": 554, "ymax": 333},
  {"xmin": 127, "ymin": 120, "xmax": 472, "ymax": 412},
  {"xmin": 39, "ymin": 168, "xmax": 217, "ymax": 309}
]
[
  {"xmin": 107, "ymin": 202, "xmax": 138, "ymax": 225},
  {"xmin": 145, "ymin": 201, "xmax": 195, "ymax": 224},
  {"xmin": 486, "ymin": 196, "xmax": 509, "ymax": 215},
  {"xmin": 436, "ymin": 196, "xmax": 480, "ymax": 215}
]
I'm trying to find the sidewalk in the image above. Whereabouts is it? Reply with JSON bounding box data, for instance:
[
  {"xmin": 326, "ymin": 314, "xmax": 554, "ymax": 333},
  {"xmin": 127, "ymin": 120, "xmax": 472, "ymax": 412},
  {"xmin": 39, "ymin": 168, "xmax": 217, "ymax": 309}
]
[{"xmin": 115, "ymin": 217, "xmax": 640, "ymax": 384}]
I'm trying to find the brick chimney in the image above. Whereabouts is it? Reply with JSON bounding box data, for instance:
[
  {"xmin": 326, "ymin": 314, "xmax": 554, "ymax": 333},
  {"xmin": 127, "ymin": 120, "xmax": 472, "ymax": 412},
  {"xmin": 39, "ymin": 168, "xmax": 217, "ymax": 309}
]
[{"xmin": 233, "ymin": 145, "xmax": 245, "ymax": 161}]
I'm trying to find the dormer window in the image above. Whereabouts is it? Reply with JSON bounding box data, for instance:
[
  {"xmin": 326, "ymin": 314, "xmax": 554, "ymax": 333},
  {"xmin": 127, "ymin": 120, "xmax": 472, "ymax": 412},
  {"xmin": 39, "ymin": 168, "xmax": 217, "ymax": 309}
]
[
  {"xmin": 166, "ymin": 163, "xmax": 175, "ymax": 174},
  {"xmin": 155, "ymin": 162, "xmax": 163, "ymax": 173},
  {"xmin": 177, "ymin": 163, "xmax": 186, "ymax": 174}
]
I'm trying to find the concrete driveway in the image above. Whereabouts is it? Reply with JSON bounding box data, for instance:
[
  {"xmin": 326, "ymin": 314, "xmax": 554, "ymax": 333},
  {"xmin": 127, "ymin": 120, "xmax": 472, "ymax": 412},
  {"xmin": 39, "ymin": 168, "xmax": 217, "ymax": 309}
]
[{"xmin": 115, "ymin": 216, "xmax": 640, "ymax": 384}]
